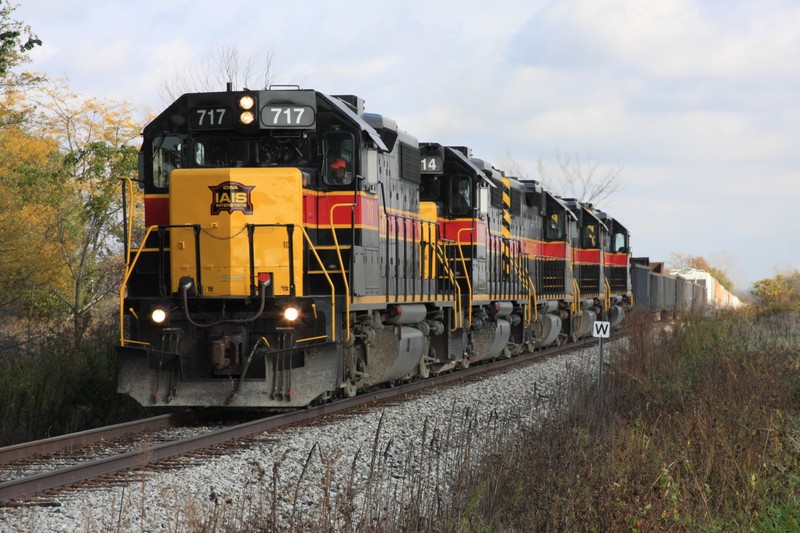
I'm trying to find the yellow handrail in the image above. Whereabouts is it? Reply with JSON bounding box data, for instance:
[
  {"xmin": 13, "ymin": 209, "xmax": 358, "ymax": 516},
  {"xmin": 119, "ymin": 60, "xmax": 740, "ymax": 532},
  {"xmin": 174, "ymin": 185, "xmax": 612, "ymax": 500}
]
[
  {"xmin": 329, "ymin": 203, "xmax": 355, "ymax": 342},
  {"xmin": 434, "ymin": 242, "xmax": 462, "ymax": 331},
  {"xmin": 119, "ymin": 225, "xmax": 159, "ymax": 345},
  {"xmin": 119, "ymin": 224, "xmax": 339, "ymax": 346},
  {"xmin": 456, "ymin": 227, "xmax": 474, "ymax": 328},
  {"xmin": 298, "ymin": 226, "xmax": 337, "ymax": 342},
  {"xmin": 572, "ymin": 278, "xmax": 581, "ymax": 316},
  {"xmin": 119, "ymin": 177, "xmax": 136, "ymax": 267},
  {"xmin": 510, "ymin": 253, "xmax": 534, "ymax": 327}
]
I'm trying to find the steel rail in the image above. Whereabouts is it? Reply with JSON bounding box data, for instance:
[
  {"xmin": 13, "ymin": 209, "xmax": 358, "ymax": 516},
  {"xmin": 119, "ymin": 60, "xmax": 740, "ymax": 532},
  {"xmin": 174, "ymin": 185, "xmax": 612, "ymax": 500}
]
[
  {"xmin": 0, "ymin": 338, "xmax": 596, "ymax": 503},
  {"xmin": 0, "ymin": 411, "xmax": 201, "ymax": 465}
]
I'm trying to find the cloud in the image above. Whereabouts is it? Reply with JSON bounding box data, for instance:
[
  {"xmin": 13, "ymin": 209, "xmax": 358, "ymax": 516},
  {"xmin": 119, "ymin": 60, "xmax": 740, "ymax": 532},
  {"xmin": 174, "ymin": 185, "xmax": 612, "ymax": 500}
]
[{"xmin": 511, "ymin": 0, "xmax": 800, "ymax": 82}]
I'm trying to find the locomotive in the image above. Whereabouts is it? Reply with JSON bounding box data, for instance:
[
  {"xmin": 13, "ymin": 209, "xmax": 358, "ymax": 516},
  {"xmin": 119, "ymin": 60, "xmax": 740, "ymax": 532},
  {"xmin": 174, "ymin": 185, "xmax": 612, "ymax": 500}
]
[{"xmin": 116, "ymin": 86, "xmax": 631, "ymax": 407}]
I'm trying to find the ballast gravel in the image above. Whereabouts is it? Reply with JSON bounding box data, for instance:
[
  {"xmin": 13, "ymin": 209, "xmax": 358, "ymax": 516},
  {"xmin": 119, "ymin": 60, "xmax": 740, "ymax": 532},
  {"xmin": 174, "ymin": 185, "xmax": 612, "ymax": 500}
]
[{"xmin": 0, "ymin": 343, "xmax": 611, "ymax": 532}]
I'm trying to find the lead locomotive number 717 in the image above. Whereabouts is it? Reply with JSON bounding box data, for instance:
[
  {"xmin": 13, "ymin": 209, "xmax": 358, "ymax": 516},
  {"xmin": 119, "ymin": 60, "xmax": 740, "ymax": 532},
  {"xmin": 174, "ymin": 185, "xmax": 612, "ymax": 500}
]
[{"xmin": 116, "ymin": 85, "xmax": 631, "ymax": 407}]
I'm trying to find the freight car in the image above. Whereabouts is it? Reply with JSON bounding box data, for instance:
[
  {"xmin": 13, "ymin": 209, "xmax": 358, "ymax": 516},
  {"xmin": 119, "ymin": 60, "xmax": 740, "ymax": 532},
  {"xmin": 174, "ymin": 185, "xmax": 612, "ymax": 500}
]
[
  {"xmin": 116, "ymin": 86, "xmax": 632, "ymax": 407},
  {"xmin": 630, "ymin": 259, "xmax": 740, "ymax": 318}
]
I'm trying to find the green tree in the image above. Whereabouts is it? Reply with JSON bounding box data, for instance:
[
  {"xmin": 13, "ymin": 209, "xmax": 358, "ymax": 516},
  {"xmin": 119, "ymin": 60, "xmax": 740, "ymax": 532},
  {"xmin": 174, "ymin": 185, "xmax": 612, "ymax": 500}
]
[
  {"xmin": 0, "ymin": 1, "xmax": 40, "ymax": 78},
  {"xmin": 25, "ymin": 79, "xmax": 140, "ymax": 344},
  {"xmin": 750, "ymin": 271, "xmax": 800, "ymax": 313},
  {"xmin": 0, "ymin": 1, "xmax": 43, "ymax": 127}
]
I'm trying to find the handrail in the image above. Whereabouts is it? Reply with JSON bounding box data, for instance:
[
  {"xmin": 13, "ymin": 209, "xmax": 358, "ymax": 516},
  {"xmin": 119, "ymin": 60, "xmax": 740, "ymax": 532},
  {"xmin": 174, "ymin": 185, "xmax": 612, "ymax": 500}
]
[
  {"xmin": 604, "ymin": 277, "xmax": 612, "ymax": 312},
  {"xmin": 119, "ymin": 225, "xmax": 159, "ymax": 345},
  {"xmin": 120, "ymin": 177, "xmax": 136, "ymax": 267},
  {"xmin": 119, "ymin": 223, "xmax": 338, "ymax": 346},
  {"xmin": 572, "ymin": 278, "xmax": 581, "ymax": 316},
  {"xmin": 298, "ymin": 226, "xmax": 337, "ymax": 342},
  {"xmin": 510, "ymin": 254, "xmax": 534, "ymax": 327},
  {"xmin": 329, "ymin": 202, "xmax": 355, "ymax": 342},
  {"xmin": 456, "ymin": 227, "xmax": 474, "ymax": 328},
  {"xmin": 434, "ymin": 242, "xmax": 462, "ymax": 331}
]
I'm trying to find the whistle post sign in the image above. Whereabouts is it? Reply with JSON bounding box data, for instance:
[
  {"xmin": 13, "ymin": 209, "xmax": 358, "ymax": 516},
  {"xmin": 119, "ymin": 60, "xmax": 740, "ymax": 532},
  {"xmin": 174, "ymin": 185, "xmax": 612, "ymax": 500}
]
[{"xmin": 592, "ymin": 321, "xmax": 611, "ymax": 338}]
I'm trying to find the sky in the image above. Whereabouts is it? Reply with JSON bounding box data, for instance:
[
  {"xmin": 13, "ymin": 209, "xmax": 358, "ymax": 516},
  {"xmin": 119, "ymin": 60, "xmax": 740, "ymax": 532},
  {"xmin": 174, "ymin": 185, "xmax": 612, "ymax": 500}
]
[{"xmin": 13, "ymin": 0, "xmax": 800, "ymax": 290}]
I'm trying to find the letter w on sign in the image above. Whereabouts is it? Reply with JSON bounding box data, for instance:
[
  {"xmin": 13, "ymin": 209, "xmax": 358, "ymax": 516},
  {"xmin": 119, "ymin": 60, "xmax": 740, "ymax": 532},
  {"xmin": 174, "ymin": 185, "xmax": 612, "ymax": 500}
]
[{"xmin": 592, "ymin": 321, "xmax": 611, "ymax": 338}]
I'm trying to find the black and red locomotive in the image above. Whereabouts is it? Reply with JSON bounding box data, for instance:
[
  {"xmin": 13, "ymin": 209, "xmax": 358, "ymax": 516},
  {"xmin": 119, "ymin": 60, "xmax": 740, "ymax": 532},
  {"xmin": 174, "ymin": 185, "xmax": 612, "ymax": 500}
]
[{"xmin": 117, "ymin": 86, "xmax": 631, "ymax": 407}]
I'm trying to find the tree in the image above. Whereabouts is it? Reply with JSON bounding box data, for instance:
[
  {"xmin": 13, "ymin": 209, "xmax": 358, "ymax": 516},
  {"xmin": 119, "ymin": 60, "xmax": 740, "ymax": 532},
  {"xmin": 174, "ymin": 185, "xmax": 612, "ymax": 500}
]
[
  {"xmin": 537, "ymin": 151, "xmax": 623, "ymax": 206},
  {"xmin": 0, "ymin": 125, "xmax": 65, "ymax": 353},
  {"xmin": 0, "ymin": 1, "xmax": 41, "ymax": 78},
  {"xmin": 0, "ymin": 2, "xmax": 44, "ymax": 126},
  {"xmin": 750, "ymin": 270, "xmax": 800, "ymax": 313},
  {"xmin": 158, "ymin": 43, "xmax": 278, "ymax": 106},
  {"xmin": 504, "ymin": 150, "xmax": 623, "ymax": 207},
  {"xmin": 669, "ymin": 253, "xmax": 735, "ymax": 292},
  {"xmin": 22, "ymin": 78, "xmax": 141, "ymax": 344}
]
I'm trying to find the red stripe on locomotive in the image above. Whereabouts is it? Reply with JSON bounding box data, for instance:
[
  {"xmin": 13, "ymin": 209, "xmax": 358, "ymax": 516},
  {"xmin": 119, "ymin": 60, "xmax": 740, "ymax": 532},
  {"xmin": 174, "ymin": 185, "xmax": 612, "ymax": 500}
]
[
  {"xmin": 605, "ymin": 252, "xmax": 629, "ymax": 267},
  {"xmin": 439, "ymin": 218, "xmax": 488, "ymax": 242},
  {"xmin": 573, "ymin": 248, "xmax": 601, "ymax": 264},
  {"xmin": 144, "ymin": 195, "xmax": 169, "ymax": 227}
]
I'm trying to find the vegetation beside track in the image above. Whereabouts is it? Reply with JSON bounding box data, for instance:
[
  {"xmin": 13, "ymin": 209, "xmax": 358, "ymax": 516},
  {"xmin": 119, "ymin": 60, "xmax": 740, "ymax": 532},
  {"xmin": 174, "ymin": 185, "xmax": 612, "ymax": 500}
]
[
  {"xmin": 442, "ymin": 309, "xmax": 800, "ymax": 532},
  {"xmin": 0, "ymin": 320, "xmax": 146, "ymax": 446}
]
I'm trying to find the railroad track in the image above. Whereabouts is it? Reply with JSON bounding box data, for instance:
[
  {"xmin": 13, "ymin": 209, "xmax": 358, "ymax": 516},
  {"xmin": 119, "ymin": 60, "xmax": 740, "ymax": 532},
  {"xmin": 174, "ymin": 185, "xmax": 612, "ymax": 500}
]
[{"xmin": 0, "ymin": 337, "xmax": 595, "ymax": 504}]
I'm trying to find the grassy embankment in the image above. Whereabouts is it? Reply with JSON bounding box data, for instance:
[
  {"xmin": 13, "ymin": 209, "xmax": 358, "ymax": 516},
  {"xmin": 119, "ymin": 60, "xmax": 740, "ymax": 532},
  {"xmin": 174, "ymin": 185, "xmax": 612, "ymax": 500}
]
[{"xmin": 445, "ymin": 309, "xmax": 800, "ymax": 531}]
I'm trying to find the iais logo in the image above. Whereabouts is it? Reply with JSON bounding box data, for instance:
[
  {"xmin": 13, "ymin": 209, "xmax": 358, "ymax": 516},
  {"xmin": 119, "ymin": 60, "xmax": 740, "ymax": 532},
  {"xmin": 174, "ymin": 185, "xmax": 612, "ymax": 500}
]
[{"xmin": 208, "ymin": 181, "xmax": 255, "ymax": 215}]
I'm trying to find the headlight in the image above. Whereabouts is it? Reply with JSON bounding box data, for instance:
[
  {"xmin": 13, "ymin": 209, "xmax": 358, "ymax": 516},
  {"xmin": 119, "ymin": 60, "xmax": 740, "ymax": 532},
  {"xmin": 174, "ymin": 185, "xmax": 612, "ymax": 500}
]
[
  {"xmin": 240, "ymin": 111, "xmax": 255, "ymax": 125},
  {"xmin": 239, "ymin": 95, "xmax": 255, "ymax": 110},
  {"xmin": 283, "ymin": 306, "xmax": 299, "ymax": 321},
  {"xmin": 151, "ymin": 307, "xmax": 168, "ymax": 324}
]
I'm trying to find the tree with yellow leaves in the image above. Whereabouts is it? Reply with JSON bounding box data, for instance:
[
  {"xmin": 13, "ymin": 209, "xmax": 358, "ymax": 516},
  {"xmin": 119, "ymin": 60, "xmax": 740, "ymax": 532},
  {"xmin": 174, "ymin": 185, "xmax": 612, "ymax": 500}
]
[
  {"xmin": 0, "ymin": 124, "xmax": 65, "ymax": 352},
  {"xmin": 750, "ymin": 271, "xmax": 800, "ymax": 314},
  {"xmin": 19, "ymin": 78, "xmax": 141, "ymax": 344}
]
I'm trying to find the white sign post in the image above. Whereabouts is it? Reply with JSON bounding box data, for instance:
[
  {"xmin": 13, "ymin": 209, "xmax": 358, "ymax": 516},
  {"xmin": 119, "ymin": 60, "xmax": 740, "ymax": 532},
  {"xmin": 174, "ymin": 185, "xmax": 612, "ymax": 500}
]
[{"xmin": 592, "ymin": 321, "xmax": 611, "ymax": 392}]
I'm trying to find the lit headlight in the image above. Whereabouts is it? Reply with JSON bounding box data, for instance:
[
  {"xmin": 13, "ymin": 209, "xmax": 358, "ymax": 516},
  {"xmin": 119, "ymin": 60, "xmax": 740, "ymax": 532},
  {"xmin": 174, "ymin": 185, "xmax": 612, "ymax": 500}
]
[
  {"xmin": 283, "ymin": 306, "xmax": 299, "ymax": 321},
  {"xmin": 240, "ymin": 111, "xmax": 255, "ymax": 125},
  {"xmin": 151, "ymin": 307, "xmax": 168, "ymax": 324},
  {"xmin": 239, "ymin": 95, "xmax": 255, "ymax": 110}
]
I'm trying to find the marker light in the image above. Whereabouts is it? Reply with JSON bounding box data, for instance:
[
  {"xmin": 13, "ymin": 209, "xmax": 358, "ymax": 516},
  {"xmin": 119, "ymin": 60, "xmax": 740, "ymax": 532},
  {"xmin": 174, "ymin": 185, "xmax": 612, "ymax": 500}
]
[
  {"xmin": 151, "ymin": 307, "xmax": 168, "ymax": 324},
  {"xmin": 239, "ymin": 95, "xmax": 255, "ymax": 110},
  {"xmin": 240, "ymin": 111, "xmax": 255, "ymax": 125},
  {"xmin": 283, "ymin": 306, "xmax": 299, "ymax": 321}
]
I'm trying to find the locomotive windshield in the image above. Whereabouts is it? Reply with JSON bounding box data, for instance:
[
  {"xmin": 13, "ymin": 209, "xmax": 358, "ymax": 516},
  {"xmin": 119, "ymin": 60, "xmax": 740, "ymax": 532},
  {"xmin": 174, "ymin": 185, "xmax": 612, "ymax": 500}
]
[{"xmin": 151, "ymin": 134, "xmax": 316, "ymax": 189}]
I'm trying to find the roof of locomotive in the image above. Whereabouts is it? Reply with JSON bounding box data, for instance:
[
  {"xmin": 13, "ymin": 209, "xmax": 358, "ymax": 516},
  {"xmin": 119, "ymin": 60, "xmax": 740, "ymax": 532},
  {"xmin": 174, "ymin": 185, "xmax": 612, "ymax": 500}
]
[{"xmin": 143, "ymin": 87, "xmax": 392, "ymax": 152}]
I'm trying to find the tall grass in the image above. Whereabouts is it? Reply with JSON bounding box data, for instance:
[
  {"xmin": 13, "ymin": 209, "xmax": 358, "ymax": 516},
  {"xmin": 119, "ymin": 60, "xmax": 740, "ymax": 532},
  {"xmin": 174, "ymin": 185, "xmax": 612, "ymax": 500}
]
[{"xmin": 442, "ymin": 310, "xmax": 800, "ymax": 531}]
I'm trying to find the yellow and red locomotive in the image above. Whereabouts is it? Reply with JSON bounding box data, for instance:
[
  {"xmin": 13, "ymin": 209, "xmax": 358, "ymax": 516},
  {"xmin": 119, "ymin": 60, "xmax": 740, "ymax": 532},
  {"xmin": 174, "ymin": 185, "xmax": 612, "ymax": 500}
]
[{"xmin": 117, "ymin": 86, "xmax": 631, "ymax": 407}]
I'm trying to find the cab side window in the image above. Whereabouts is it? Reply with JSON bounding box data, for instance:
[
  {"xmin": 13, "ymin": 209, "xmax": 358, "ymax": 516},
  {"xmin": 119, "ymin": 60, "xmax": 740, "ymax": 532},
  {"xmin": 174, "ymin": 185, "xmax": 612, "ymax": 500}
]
[
  {"xmin": 613, "ymin": 231, "xmax": 628, "ymax": 253},
  {"xmin": 546, "ymin": 213, "xmax": 562, "ymax": 240},
  {"xmin": 448, "ymin": 176, "xmax": 472, "ymax": 216},
  {"xmin": 324, "ymin": 132, "xmax": 355, "ymax": 186},
  {"xmin": 584, "ymin": 224, "xmax": 597, "ymax": 248}
]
